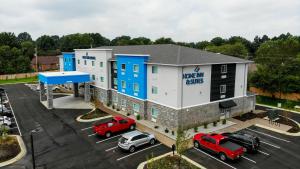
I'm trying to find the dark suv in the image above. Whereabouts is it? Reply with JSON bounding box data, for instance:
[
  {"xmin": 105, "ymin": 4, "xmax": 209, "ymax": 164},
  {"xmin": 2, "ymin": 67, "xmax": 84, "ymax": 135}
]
[{"xmin": 222, "ymin": 131, "xmax": 260, "ymax": 153}]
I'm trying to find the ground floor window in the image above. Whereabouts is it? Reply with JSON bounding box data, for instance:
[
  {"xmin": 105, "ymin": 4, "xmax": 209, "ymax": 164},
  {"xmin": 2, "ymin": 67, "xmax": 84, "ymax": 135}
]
[
  {"xmin": 151, "ymin": 107, "xmax": 159, "ymax": 122},
  {"xmin": 113, "ymin": 95, "xmax": 118, "ymax": 103},
  {"xmin": 121, "ymin": 99, "xmax": 126, "ymax": 108},
  {"xmin": 132, "ymin": 103, "xmax": 140, "ymax": 114}
]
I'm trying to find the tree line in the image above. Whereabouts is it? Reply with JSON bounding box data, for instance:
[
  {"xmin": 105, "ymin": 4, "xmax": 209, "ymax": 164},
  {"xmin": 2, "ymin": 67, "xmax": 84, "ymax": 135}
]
[{"xmin": 0, "ymin": 31, "xmax": 299, "ymax": 96}]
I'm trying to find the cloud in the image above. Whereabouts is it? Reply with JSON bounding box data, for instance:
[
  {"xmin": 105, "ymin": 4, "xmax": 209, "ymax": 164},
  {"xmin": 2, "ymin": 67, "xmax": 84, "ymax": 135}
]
[{"xmin": 0, "ymin": 0, "xmax": 299, "ymax": 42}]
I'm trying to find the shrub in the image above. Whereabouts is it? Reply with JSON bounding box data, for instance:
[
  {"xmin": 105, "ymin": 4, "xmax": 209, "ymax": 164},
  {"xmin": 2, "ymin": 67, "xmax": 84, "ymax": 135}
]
[
  {"xmin": 193, "ymin": 126, "xmax": 198, "ymax": 132},
  {"xmin": 154, "ymin": 125, "xmax": 159, "ymax": 129},
  {"xmin": 106, "ymin": 102, "xmax": 111, "ymax": 107},
  {"xmin": 116, "ymin": 108, "xmax": 120, "ymax": 111},
  {"xmin": 126, "ymin": 112, "xmax": 131, "ymax": 116},
  {"xmin": 136, "ymin": 114, "xmax": 141, "ymax": 120},
  {"xmin": 203, "ymin": 123, "xmax": 208, "ymax": 129},
  {"xmin": 222, "ymin": 119, "xmax": 227, "ymax": 124},
  {"xmin": 112, "ymin": 105, "xmax": 115, "ymax": 109},
  {"xmin": 213, "ymin": 121, "xmax": 217, "ymax": 127},
  {"xmin": 171, "ymin": 131, "xmax": 175, "ymax": 135},
  {"xmin": 165, "ymin": 128, "xmax": 169, "ymax": 133}
]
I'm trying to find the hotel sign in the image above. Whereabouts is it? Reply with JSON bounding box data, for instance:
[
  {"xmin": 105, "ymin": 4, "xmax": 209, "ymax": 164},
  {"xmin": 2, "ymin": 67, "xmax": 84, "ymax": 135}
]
[
  {"xmin": 82, "ymin": 52, "xmax": 96, "ymax": 60},
  {"xmin": 183, "ymin": 66, "xmax": 204, "ymax": 85}
]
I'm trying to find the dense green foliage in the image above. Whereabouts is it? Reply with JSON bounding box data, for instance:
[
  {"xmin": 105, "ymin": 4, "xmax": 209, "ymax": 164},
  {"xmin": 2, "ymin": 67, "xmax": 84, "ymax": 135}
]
[
  {"xmin": 249, "ymin": 37, "xmax": 300, "ymax": 94},
  {"xmin": 256, "ymin": 95, "xmax": 300, "ymax": 111}
]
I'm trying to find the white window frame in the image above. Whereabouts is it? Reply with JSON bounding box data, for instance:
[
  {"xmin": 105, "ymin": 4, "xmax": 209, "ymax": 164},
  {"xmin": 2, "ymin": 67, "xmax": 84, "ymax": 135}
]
[
  {"xmin": 133, "ymin": 83, "xmax": 139, "ymax": 92},
  {"xmin": 121, "ymin": 99, "xmax": 126, "ymax": 107},
  {"xmin": 152, "ymin": 86, "xmax": 158, "ymax": 94},
  {"xmin": 220, "ymin": 84, "xmax": 226, "ymax": 94},
  {"xmin": 133, "ymin": 64, "xmax": 139, "ymax": 73},
  {"xmin": 113, "ymin": 78, "xmax": 117, "ymax": 85},
  {"xmin": 77, "ymin": 59, "xmax": 80, "ymax": 64},
  {"xmin": 133, "ymin": 103, "xmax": 140, "ymax": 112},
  {"xmin": 151, "ymin": 107, "xmax": 159, "ymax": 118},
  {"xmin": 152, "ymin": 65, "xmax": 158, "ymax": 74},
  {"xmin": 84, "ymin": 60, "xmax": 87, "ymax": 65},
  {"xmin": 92, "ymin": 61, "xmax": 95, "ymax": 66},
  {"xmin": 221, "ymin": 65, "xmax": 227, "ymax": 74},
  {"xmin": 100, "ymin": 76, "xmax": 104, "ymax": 82},
  {"xmin": 121, "ymin": 80, "xmax": 126, "ymax": 89},
  {"xmin": 100, "ymin": 62, "xmax": 103, "ymax": 67},
  {"xmin": 121, "ymin": 64, "xmax": 126, "ymax": 71},
  {"xmin": 113, "ymin": 62, "xmax": 117, "ymax": 69},
  {"xmin": 92, "ymin": 74, "xmax": 95, "ymax": 81}
]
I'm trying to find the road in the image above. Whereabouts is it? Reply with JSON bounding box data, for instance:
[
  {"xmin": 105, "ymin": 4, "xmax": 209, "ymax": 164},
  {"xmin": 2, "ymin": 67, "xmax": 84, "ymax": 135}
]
[{"xmin": 2, "ymin": 84, "xmax": 170, "ymax": 169}]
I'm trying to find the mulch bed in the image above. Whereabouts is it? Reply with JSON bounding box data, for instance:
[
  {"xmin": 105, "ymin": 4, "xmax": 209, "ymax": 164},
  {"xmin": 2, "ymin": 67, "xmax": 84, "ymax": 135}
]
[
  {"xmin": 81, "ymin": 108, "xmax": 109, "ymax": 120},
  {"xmin": 275, "ymin": 117, "xmax": 300, "ymax": 133},
  {"xmin": 0, "ymin": 136, "xmax": 21, "ymax": 163},
  {"xmin": 145, "ymin": 155, "xmax": 200, "ymax": 169},
  {"xmin": 234, "ymin": 112, "xmax": 267, "ymax": 121}
]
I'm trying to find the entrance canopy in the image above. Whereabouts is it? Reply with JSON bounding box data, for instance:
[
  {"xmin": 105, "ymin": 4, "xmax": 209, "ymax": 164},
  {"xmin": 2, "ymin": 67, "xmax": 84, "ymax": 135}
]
[
  {"xmin": 219, "ymin": 100, "xmax": 237, "ymax": 108},
  {"xmin": 38, "ymin": 71, "xmax": 90, "ymax": 84}
]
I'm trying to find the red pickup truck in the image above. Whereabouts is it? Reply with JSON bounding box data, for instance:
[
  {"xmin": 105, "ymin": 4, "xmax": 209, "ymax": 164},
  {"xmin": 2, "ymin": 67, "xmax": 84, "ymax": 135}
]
[
  {"xmin": 193, "ymin": 133, "xmax": 244, "ymax": 161},
  {"xmin": 93, "ymin": 116, "xmax": 136, "ymax": 138}
]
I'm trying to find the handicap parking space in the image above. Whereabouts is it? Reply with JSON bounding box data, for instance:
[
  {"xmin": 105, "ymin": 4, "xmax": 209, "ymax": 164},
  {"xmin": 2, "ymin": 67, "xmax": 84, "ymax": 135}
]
[{"xmin": 185, "ymin": 125, "xmax": 300, "ymax": 169}]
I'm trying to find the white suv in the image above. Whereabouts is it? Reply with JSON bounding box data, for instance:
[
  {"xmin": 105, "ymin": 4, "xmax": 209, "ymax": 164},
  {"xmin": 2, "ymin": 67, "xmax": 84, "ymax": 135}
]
[{"xmin": 0, "ymin": 116, "xmax": 12, "ymax": 126}]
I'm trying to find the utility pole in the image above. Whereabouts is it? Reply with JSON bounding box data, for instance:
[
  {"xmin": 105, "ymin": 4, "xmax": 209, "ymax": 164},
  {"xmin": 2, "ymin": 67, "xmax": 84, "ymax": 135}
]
[
  {"xmin": 30, "ymin": 132, "xmax": 36, "ymax": 169},
  {"xmin": 35, "ymin": 47, "xmax": 38, "ymax": 72}
]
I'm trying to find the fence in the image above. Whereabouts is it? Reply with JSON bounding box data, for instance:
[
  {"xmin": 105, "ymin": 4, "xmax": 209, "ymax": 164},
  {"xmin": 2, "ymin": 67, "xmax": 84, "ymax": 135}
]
[{"xmin": 0, "ymin": 72, "xmax": 38, "ymax": 80}]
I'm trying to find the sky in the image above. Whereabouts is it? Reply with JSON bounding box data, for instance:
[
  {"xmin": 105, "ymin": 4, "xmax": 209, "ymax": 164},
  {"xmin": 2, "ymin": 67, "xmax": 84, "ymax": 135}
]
[{"xmin": 0, "ymin": 0, "xmax": 299, "ymax": 42}]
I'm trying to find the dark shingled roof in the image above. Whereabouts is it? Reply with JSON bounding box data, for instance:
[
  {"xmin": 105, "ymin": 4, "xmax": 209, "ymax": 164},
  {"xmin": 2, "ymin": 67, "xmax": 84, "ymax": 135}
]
[{"xmin": 96, "ymin": 44, "xmax": 252, "ymax": 65}]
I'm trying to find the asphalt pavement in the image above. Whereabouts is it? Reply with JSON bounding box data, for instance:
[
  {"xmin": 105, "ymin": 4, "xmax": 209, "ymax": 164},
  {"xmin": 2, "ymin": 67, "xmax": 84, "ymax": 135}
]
[{"xmin": 2, "ymin": 84, "xmax": 170, "ymax": 169}]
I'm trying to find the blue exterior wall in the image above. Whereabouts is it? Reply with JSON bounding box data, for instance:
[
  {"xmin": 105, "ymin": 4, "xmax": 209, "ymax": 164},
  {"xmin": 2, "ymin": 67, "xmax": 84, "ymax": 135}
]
[
  {"xmin": 63, "ymin": 53, "xmax": 76, "ymax": 71},
  {"xmin": 38, "ymin": 73, "xmax": 90, "ymax": 84},
  {"xmin": 116, "ymin": 55, "xmax": 148, "ymax": 100}
]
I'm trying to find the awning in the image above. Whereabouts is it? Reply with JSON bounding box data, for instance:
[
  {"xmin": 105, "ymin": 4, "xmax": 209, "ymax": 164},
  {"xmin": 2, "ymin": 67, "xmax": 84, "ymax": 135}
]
[{"xmin": 219, "ymin": 100, "xmax": 237, "ymax": 108}]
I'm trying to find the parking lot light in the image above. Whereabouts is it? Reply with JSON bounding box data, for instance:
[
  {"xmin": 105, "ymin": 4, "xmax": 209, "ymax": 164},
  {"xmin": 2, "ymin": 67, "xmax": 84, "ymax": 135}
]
[{"xmin": 30, "ymin": 127, "xmax": 43, "ymax": 169}]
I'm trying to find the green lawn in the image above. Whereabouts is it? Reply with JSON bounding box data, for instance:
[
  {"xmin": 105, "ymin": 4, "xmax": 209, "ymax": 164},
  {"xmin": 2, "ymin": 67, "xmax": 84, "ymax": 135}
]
[
  {"xmin": 256, "ymin": 95, "xmax": 300, "ymax": 111},
  {"xmin": 0, "ymin": 76, "xmax": 38, "ymax": 85}
]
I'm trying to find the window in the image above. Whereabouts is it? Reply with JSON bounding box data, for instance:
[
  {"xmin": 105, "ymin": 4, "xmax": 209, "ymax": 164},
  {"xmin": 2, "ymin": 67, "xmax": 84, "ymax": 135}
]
[
  {"xmin": 121, "ymin": 64, "xmax": 126, "ymax": 71},
  {"xmin": 77, "ymin": 59, "xmax": 80, "ymax": 64},
  {"xmin": 113, "ymin": 62, "xmax": 117, "ymax": 69},
  {"xmin": 133, "ymin": 103, "xmax": 140, "ymax": 112},
  {"xmin": 121, "ymin": 99, "xmax": 126, "ymax": 107},
  {"xmin": 92, "ymin": 75, "xmax": 95, "ymax": 81},
  {"xmin": 113, "ymin": 78, "xmax": 118, "ymax": 85},
  {"xmin": 119, "ymin": 119, "xmax": 128, "ymax": 124},
  {"xmin": 100, "ymin": 76, "xmax": 104, "ymax": 82},
  {"xmin": 220, "ymin": 85, "xmax": 226, "ymax": 94},
  {"xmin": 133, "ymin": 83, "xmax": 139, "ymax": 92},
  {"xmin": 121, "ymin": 80, "xmax": 126, "ymax": 88},
  {"xmin": 152, "ymin": 65, "xmax": 158, "ymax": 74},
  {"xmin": 133, "ymin": 64, "xmax": 139, "ymax": 73},
  {"xmin": 92, "ymin": 61, "xmax": 95, "ymax": 66},
  {"xmin": 84, "ymin": 60, "xmax": 87, "ymax": 65},
  {"xmin": 100, "ymin": 62, "xmax": 103, "ymax": 67},
  {"xmin": 151, "ymin": 107, "xmax": 159, "ymax": 118},
  {"xmin": 221, "ymin": 65, "xmax": 227, "ymax": 73},
  {"xmin": 152, "ymin": 86, "xmax": 158, "ymax": 94}
]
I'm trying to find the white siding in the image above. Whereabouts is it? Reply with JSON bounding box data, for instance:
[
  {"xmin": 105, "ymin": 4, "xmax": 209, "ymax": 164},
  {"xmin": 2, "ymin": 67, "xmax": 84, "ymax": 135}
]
[
  {"xmin": 234, "ymin": 63, "xmax": 247, "ymax": 97},
  {"xmin": 75, "ymin": 50, "xmax": 112, "ymax": 89},
  {"xmin": 147, "ymin": 65, "xmax": 181, "ymax": 109},
  {"xmin": 59, "ymin": 56, "xmax": 64, "ymax": 71},
  {"xmin": 181, "ymin": 65, "xmax": 212, "ymax": 108}
]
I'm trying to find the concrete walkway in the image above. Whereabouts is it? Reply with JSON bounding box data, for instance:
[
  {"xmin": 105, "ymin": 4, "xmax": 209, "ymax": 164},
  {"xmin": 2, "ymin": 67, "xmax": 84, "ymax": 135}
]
[{"xmin": 42, "ymin": 95, "xmax": 93, "ymax": 109}]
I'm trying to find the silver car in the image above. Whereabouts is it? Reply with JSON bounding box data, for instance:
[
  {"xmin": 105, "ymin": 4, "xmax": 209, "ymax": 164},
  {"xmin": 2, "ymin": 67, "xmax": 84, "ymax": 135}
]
[{"xmin": 118, "ymin": 130, "xmax": 156, "ymax": 153}]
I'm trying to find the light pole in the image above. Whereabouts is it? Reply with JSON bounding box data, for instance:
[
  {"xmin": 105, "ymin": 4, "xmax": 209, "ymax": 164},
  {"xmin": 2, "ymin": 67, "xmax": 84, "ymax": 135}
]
[
  {"xmin": 0, "ymin": 88, "xmax": 4, "ymax": 128},
  {"xmin": 30, "ymin": 127, "xmax": 42, "ymax": 169}
]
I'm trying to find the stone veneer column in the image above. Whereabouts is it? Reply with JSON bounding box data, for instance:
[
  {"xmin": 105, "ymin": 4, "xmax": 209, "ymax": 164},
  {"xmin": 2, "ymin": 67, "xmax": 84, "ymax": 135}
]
[
  {"xmin": 39, "ymin": 82, "xmax": 45, "ymax": 102},
  {"xmin": 46, "ymin": 84, "xmax": 53, "ymax": 109},
  {"xmin": 84, "ymin": 82, "xmax": 90, "ymax": 102},
  {"xmin": 73, "ymin": 83, "xmax": 79, "ymax": 97}
]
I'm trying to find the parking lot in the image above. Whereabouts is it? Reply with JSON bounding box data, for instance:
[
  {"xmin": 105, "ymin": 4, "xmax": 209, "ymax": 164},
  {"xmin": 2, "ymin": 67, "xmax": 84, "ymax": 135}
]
[
  {"xmin": 185, "ymin": 125, "xmax": 300, "ymax": 169},
  {"xmin": 1, "ymin": 89, "xmax": 22, "ymax": 136},
  {"xmin": 2, "ymin": 84, "xmax": 170, "ymax": 169}
]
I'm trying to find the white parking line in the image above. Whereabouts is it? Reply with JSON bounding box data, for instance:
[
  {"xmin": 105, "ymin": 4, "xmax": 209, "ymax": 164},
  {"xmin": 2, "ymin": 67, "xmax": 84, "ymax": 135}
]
[
  {"xmin": 117, "ymin": 143, "xmax": 162, "ymax": 161},
  {"xmin": 105, "ymin": 146, "xmax": 118, "ymax": 152},
  {"xmin": 193, "ymin": 148, "xmax": 237, "ymax": 169},
  {"xmin": 96, "ymin": 134, "xmax": 122, "ymax": 144},
  {"xmin": 246, "ymin": 128, "xmax": 290, "ymax": 143},
  {"xmin": 258, "ymin": 150, "xmax": 270, "ymax": 156},
  {"xmin": 81, "ymin": 126, "xmax": 93, "ymax": 131},
  {"xmin": 10, "ymin": 126, "xmax": 19, "ymax": 130},
  {"xmin": 4, "ymin": 92, "xmax": 22, "ymax": 136},
  {"xmin": 242, "ymin": 156, "xmax": 256, "ymax": 164},
  {"xmin": 260, "ymin": 141, "xmax": 280, "ymax": 149},
  {"xmin": 88, "ymin": 133, "xmax": 97, "ymax": 137}
]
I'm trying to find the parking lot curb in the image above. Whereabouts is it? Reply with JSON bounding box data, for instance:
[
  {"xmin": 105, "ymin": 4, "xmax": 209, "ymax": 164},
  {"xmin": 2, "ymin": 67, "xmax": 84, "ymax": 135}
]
[
  {"xmin": 255, "ymin": 124, "xmax": 300, "ymax": 136},
  {"xmin": 0, "ymin": 135, "xmax": 27, "ymax": 168},
  {"xmin": 137, "ymin": 151, "xmax": 206, "ymax": 169},
  {"xmin": 76, "ymin": 109, "xmax": 112, "ymax": 123},
  {"xmin": 256, "ymin": 103, "xmax": 300, "ymax": 115}
]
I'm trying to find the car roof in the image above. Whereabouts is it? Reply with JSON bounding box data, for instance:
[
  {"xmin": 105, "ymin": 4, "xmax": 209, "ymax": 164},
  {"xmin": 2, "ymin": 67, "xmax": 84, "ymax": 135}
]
[
  {"xmin": 122, "ymin": 130, "xmax": 143, "ymax": 139},
  {"xmin": 113, "ymin": 116, "xmax": 125, "ymax": 121},
  {"xmin": 209, "ymin": 133, "xmax": 225, "ymax": 140}
]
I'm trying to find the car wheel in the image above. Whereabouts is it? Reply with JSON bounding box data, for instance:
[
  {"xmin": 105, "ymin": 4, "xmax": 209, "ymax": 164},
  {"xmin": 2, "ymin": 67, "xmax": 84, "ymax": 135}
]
[
  {"xmin": 194, "ymin": 141, "xmax": 200, "ymax": 149},
  {"xmin": 149, "ymin": 139, "xmax": 155, "ymax": 145},
  {"xmin": 130, "ymin": 125, "xmax": 135, "ymax": 130},
  {"xmin": 105, "ymin": 132, "xmax": 111, "ymax": 138},
  {"xmin": 129, "ymin": 146, "xmax": 135, "ymax": 153},
  {"xmin": 243, "ymin": 147, "xmax": 247, "ymax": 153},
  {"xmin": 219, "ymin": 153, "xmax": 227, "ymax": 161}
]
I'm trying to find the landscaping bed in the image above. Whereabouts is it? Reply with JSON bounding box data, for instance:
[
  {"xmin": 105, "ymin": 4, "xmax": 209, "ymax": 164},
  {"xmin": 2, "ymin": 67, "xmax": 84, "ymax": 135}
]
[
  {"xmin": 0, "ymin": 136, "xmax": 21, "ymax": 163},
  {"xmin": 276, "ymin": 116, "xmax": 300, "ymax": 133},
  {"xmin": 81, "ymin": 108, "xmax": 109, "ymax": 120},
  {"xmin": 145, "ymin": 155, "xmax": 201, "ymax": 169},
  {"xmin": 256, "ymin": 95, "xmax": 300, "ymax": 112},
  {"xmin": 234, "ymin": 112, "xmax": 267, "ymax": 121}
]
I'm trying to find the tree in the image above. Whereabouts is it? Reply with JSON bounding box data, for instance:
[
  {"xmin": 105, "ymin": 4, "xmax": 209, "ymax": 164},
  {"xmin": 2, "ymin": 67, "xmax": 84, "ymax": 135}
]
[
  {"xmin": 21, "ymin": 41, "xmax": 35, "ymax": 59},
  {"xmin": 154, "ymin": 37, "xmax": 175, "ymax": 44},
  {"xmin": 0, "ymin": 32, "xmax": 20, "ymax": 48},
  {"xmin": 129, "ymin": 37, "xmax": 152, "ymax": 45},
  {"xmin": 36, "ymin": 35, "xmax": 56, "ymax": 51},
  {"xmin": 206, "ymin": 42, "xmax": 248, "ymax": 58},
  {"xmin": 17, "ymin": 32, "xmax": 32, "ymax": 42},
  {"xmin": 250, "ymin": 37, "xmax": 300, "ymax": 95},
  {"xmin": 88, "ymin": 33, "xmax": 110, "ymax": 47},
  {"xmin": 195, "ymin": 41, "xmax": 210, "ymax": 50},
  {"xmin": 59, "ymin": 33, "xmax": 93, "ymax": 52},
  {"xmin": 175, "ymin": 127, "xmax": 189, "ymax": 168},
  {"xmin": 111, "ymin": 36, "xmax": 131, "ymax": 46},
  {"xmin": 210, "ymin": 37, "xmax": 226, "ymax": 46}
]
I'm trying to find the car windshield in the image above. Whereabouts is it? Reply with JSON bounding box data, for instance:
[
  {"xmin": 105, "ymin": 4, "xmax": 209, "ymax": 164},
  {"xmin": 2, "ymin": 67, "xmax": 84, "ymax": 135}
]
[
  {"xmin": 219, "ymin": 138, "xmax": 229, "ymax": 144},
  {"xmin": 119, "ymin": 137, "xmax": 128, "ymax": 143}
]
